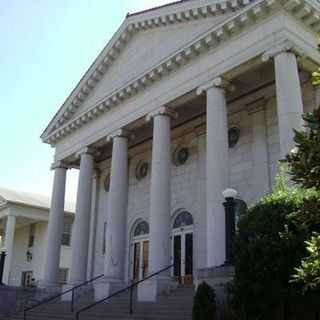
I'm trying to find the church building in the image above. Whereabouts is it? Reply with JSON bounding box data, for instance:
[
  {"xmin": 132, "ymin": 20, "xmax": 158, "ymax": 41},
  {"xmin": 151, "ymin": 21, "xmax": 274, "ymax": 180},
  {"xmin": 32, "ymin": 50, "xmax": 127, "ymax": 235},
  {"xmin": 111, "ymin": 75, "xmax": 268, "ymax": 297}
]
[{"xmin": 40, "ymin": 0, "xmax": 320, "ymax": 301}]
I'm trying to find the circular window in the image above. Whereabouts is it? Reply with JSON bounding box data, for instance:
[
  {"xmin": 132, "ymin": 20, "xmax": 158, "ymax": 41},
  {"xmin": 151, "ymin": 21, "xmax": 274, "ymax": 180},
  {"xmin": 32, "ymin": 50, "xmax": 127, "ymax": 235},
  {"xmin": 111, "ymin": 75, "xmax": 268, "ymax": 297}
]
[
  {"xmin": 104, "ymin": 174, "xmax": 110, "ymax": 192},
  {"xmin": 173, "ymin": 146, "xmax": 190, "ymax": 166},
  {"xmin": 135, "ymin": 161, "xmax": 149, "ymax": 181},
  {"xmin": 228, "ymin": 127, "xmax": 241, "ymax": 148}
]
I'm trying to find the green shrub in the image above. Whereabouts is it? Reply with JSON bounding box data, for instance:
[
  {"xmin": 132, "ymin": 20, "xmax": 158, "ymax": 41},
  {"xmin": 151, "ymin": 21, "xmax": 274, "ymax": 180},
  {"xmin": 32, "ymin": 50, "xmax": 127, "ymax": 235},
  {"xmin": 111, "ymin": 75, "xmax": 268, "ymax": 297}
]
[
  {"xmin": 233, "ymin": 182, "xmax": 320, "ymax": 319},
  {"xmin": 192, "ymin": 282, "xmax": 216, "ymax": 320}
]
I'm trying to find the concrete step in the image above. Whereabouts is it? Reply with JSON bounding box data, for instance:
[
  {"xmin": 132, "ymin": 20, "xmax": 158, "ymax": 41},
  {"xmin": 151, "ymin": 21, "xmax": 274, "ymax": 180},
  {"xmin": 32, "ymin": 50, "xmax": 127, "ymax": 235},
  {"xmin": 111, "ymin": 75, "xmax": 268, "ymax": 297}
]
[{"xmin": 3, "ymin": 285, "xmax": 195, "ymax": 320}]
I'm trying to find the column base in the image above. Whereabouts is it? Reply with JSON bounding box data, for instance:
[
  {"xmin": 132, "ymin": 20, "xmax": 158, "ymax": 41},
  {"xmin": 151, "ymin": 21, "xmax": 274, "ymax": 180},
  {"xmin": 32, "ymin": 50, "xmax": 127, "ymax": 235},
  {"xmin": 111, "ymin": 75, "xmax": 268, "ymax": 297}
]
[
  {"xmin": 137, "ymin": 276, "xmax": 177, "ymax": 302},
  {"xmin": 93, "ymin": 277, "xmax": 126, "ymax": 301}
]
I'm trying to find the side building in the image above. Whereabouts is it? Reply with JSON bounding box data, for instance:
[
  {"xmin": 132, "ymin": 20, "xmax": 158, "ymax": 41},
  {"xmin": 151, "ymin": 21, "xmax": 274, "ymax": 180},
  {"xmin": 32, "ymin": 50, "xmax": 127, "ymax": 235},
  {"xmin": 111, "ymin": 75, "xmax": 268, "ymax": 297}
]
[{"xmin": 0, "ymin": 188, "xmax": 74, "ymax": 287}]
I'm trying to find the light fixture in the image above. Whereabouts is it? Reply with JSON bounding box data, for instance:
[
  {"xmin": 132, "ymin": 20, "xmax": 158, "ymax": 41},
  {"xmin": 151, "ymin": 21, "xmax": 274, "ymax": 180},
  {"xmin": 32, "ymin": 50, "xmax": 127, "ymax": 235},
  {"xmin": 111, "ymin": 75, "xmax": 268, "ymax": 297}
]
[{"xmin": 222, "ymin": 188, "xmax": 238, "ymax": 200}]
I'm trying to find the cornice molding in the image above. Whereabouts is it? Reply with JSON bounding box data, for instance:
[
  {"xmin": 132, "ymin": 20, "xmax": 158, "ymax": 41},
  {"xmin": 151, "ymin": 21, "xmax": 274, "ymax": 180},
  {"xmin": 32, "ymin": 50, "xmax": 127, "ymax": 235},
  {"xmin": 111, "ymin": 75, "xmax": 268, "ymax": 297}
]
[
  {"xmin": 43, "ymin": 0, "xmax": 320, "ymax": 146},
  {"xmin": 42, "ymin": 0, "xmax": 252, "ymax": 140}
]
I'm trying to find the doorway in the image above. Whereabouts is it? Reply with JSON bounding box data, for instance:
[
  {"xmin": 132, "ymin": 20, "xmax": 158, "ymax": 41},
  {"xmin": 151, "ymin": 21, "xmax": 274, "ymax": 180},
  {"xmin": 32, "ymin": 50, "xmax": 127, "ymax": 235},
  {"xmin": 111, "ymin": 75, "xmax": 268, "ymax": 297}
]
[
  {"xmin": 131, "ymin": 221, "xmax": 149, "ymax": 282},
  {"xmin": 171, "ymin": 211, "xmax": 194, "ymax": 285},
  {"xmin": 21, "ymin": 271, "xmax": 33, "ymax": 287}
]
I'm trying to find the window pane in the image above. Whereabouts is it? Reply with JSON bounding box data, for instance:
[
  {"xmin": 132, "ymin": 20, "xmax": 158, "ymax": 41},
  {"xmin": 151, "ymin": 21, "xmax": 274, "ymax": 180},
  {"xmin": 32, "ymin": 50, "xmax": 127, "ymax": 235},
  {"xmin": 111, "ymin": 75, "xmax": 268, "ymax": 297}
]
[
  {"xmin": 173, "ymin": 212, "xmax": 193, "ymax": 229},
  {"xmin": 134, "ymin": 221, "xmax": 149, "ymax": 236}
]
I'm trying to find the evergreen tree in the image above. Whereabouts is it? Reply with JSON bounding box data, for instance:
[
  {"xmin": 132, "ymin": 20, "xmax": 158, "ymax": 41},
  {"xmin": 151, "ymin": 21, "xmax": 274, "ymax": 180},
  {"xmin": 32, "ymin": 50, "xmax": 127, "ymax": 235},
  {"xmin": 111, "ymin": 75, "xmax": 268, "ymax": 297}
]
[{"xmin": 192, "ymin": 282, "xmax": 216, "ymax": 320}]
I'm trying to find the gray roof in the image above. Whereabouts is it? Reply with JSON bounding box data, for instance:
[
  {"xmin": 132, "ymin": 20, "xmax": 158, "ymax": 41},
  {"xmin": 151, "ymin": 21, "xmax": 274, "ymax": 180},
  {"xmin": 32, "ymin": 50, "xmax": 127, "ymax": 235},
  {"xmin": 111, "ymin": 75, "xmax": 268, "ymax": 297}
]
[{"xmin": 0, "ymin": 187, "xmax": 75, "ymax": 213}]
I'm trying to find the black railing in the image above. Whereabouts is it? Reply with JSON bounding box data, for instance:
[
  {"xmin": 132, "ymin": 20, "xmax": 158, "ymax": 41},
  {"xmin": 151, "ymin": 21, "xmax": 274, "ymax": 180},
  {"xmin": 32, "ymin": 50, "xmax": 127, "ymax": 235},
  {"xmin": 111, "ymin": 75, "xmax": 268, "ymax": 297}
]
[
  {"xmin": 76, "ymin": 264, "xmax": 174, "ymax": 320},
  {"xmin": 23, "ymin": 273, "xmax": 104, "ymax": 320}
]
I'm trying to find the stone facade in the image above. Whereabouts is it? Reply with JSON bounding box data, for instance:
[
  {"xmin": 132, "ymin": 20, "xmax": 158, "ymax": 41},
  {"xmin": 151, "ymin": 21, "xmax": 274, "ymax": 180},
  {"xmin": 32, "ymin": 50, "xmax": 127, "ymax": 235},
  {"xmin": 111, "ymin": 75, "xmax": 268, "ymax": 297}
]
[{"xmin": 41, "ymin": 0, "xmax": 320, "ymax": 302}]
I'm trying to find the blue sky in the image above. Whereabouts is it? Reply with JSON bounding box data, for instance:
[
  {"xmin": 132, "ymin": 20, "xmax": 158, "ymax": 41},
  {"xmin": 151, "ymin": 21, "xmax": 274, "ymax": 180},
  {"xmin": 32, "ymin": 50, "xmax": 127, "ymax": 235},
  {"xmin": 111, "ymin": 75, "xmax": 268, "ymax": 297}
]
[{"xmin": 0, "ymin": 0, "xmax": 173, "ymax": 202}]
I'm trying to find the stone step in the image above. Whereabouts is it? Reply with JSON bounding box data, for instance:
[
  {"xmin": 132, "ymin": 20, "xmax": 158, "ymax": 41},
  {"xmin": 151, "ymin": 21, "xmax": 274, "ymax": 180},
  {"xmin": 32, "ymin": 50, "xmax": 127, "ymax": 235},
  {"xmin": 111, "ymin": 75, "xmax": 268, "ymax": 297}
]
[{"xmin": 3, "ymin": 286, "xmax": 194, "ymax": 320}]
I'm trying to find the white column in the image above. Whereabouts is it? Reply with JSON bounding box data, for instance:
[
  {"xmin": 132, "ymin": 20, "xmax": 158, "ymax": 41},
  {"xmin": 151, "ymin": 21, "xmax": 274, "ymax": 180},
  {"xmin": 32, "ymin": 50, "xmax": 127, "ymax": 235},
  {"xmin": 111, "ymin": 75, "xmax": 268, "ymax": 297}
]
[
  {"xmin": 274, "ymin": 51, "xmax": 304, "ymax": 159},
  {"xmin": 104, "ymin": 130, "xmax": 129, "ymax": 281},
  {"xmin": 3, "ymin": 214, "xmax": 16, "ymax": 285},
  {"xmin": 247, "ymin": 101, "xmax": 271, "ymax": 200},
  {"xmin": 69, "ymin": 148, "xmax": 94, "ymax": 285},
  {"xmin": 197, "ymin": 77, "xmax": 229, "ymax": 267},
  {"xmin": 147, "ymin": 107, "xmax": 173, "ymax": 275},
  {"xmin": 43, "ymin": 162, "xmax": 68, "ymax": 286},
  {"xmin": 87, "ymin": 170, "xmax": 100, "ymax": 280}
]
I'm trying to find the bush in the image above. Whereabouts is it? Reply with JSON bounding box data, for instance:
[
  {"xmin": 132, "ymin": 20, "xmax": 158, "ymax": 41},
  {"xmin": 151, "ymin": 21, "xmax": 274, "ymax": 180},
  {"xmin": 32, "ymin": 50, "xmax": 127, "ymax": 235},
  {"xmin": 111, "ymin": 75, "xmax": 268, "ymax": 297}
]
[
  {"xmin": 233, "ymin": 181, "xmax": 320, "ymax": 319},
  {"xmin": 192, "ymin": 282, "xmax": 216, "ymax": 320}
]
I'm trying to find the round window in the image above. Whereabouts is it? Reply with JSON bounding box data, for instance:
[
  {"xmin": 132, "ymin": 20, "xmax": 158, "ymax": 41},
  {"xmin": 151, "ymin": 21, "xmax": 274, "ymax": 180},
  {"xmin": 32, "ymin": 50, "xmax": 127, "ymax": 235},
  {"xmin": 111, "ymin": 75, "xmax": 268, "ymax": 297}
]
[
  {"xmin": 228, "ymin": 127, "xmax": 241, "ymax": 148},
  {"xmin": 135, "ymin": 161, "xmax": 149, "ymax": 181},
  {"xmin": 173, "ymin": 146, "xmax": 190, "ymax": 166}
]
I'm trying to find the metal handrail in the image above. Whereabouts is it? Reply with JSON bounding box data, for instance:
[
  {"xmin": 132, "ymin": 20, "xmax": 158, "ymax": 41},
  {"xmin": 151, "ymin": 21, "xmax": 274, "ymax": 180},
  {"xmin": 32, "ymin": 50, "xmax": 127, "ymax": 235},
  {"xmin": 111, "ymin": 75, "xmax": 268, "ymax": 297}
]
[
  {"xmin": 76, "ymin": 264, "xmax": 174, "ymax": 320},
  {"xmin": 23, "ymin": 273, "xmax": 104, "ymax": 320}
]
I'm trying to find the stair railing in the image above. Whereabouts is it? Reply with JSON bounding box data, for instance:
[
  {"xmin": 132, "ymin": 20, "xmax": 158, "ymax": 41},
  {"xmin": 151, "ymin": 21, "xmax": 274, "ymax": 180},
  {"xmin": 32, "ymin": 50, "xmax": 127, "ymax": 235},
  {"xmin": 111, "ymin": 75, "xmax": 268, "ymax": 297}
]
[
  {"xmin": 76, "ymin": 264, "xmax": 175, "ymax": 320},
  {"xmin": 23, "ymin": 273, "xmax": 104, "ymax": 320}
]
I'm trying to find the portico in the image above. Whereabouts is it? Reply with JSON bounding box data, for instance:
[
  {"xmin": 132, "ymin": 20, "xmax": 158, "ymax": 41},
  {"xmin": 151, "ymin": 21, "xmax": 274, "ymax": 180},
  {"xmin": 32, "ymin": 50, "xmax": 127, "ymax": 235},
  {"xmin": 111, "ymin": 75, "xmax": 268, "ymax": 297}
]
[{"xmin": 41, "ymin": 0, "xmax": 320, "ymax": 302}]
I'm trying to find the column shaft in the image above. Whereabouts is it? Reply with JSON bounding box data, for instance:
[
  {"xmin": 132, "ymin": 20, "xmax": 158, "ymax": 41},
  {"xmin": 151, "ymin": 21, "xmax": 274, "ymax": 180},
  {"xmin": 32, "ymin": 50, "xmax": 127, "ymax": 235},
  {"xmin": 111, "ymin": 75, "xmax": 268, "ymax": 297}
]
[
  {"xmin": 69, "ymin": 152, "xmax": 94, "ymax": 284},
  {"xmin": 104, "ymin": 136, "xmax": 128, "ymax": 280},
  {"xmin": 43, "ymin": 166, "xmax": 67, "ymax": 286},
  {"xmin": 274, "ymin": 51, "xmax": 303, "ymax": 158},
  {"xmin": 3, "ymin": 215, "xmax": 16, "ymax": 284},
  {"xmin": 149, "ymin": 114, "xmax": 171, "ymax": 274},
  {"xmin": 206, "ymin": 85, "xmax": 229, "ymax": 267},
  {"xmin": 87, "ymin": 172, "xmax": 100, "ymax": 280}
]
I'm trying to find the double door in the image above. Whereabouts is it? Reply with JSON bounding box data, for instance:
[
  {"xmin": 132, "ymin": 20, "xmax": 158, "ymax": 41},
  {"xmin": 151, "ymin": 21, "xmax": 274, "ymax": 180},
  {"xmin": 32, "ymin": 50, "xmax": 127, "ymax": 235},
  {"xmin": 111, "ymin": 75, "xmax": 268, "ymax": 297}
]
[
  {"xmin": 172, "ymin": 229, "xmax": 193, "ymax": 284},
  {"xmin": 132, "ymin": 239, "xmax": 149, "ymax": 282}
]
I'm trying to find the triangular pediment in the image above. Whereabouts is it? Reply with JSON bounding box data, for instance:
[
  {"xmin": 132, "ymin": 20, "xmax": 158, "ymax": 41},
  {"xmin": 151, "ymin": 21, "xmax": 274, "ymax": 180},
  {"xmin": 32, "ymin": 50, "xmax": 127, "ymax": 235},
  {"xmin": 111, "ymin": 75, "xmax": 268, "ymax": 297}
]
[
  {"xmin": 42, "ymin": 0, "xmax": 320, "ymax": 145},
  {"xmin": 72, "ymin": 12, "xmax": 239, "ymax": 118},
  {"xmin": 42, "ymin": 0, "xmax": 254, "ymax": 140}
]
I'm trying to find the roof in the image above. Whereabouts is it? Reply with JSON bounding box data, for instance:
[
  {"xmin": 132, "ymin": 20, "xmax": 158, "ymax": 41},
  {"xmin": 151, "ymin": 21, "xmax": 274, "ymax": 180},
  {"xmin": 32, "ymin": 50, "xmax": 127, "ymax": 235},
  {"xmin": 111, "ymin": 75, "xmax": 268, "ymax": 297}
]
[{"xmin": 0, "ymin": 187, "xmax": 75, "ymax": 213}]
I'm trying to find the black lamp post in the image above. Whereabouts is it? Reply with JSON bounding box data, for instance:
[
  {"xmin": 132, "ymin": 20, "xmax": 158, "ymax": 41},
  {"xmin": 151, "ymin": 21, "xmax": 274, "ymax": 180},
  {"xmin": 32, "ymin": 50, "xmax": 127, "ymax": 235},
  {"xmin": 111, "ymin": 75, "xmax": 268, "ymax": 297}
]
[
  {"xmin": 222, "ymin": 188, "xmax": 237, "ymax": 265},
  {"xmin": 0, "ymin": 249, "xmax": 6, "ymax": 285}
]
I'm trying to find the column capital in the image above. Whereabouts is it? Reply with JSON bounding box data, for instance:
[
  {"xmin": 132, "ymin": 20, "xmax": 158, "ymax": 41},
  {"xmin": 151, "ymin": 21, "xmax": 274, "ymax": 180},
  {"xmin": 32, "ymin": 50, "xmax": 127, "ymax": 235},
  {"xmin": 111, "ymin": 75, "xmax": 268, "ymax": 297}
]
[
  {"xmin": 146, "ymin": 106, "xmax": 178, "ymax": 122},
  {"xmin": 51, "ymin": 161, "xmax": 69, "ymax": 170},
  {"xmin": 106, "ymin": 128, "xmax": 134, "ymax": 142},
  {"xmin": 196, "ymin": 77, "xmax": 233, "ymax": 95},
  {"xmin": 76, "ymin": 147, "xmax": 99, "ymax": 159},
  {"xmin": 245, "ymin": 98, "xmax": 266, "ymax": 115},
  {"xmin": 261, "ymin": 40, "xmax": 305, "ymax": 62}
]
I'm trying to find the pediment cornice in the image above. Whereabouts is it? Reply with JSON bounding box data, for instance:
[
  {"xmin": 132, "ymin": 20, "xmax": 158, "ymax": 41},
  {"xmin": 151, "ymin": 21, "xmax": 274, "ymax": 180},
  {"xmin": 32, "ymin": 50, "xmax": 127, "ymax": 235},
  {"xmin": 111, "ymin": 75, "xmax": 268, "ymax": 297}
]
[
  {"xmin": 42, "ymin": 0, "xmax": 320, "ymax": 145},
  {"xmin": 41, "ymin": 0, "xmax": 253, "ymax": 142}
]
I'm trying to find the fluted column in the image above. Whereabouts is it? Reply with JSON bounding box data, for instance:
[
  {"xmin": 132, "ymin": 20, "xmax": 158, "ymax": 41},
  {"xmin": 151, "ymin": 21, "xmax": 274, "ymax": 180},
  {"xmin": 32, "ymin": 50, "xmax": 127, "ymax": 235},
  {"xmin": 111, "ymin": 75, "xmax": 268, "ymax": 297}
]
[
  {"xmin": 3, "ymin": 214, "xmax": 16, "ymax": 285},
  {"xmin": 197, "ymin": 77, "xmax": 229, "ymax": 267},
  {"xmin": 69, "ymin": 148, "xmax": 95, "ymax": 285},
  {"xmin": 104, "ymin": 130, "xmax": 129, "ymax": 281},
  {"xmin": 147, "ymin": 107, "xmax": 174, "ymax": 275},
  {"xmin": 43, "ymin": 161, "xmax": 68, "ymax": 286}
]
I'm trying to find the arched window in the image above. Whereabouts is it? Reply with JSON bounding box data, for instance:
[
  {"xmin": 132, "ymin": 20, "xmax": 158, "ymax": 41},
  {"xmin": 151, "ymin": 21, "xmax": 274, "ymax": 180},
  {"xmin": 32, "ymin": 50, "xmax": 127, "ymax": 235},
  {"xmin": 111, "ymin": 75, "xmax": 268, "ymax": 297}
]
[
  {"xmin": 173, "ymin": 211, "xmax": 193, "ymax": 229},
  {"xmin": 133, "ymin": 221, "xmax": 149, "ymax": 237}
]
